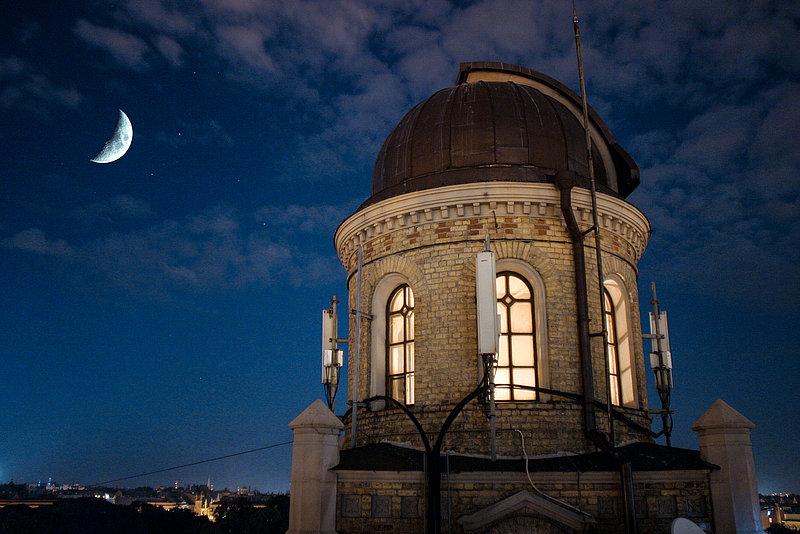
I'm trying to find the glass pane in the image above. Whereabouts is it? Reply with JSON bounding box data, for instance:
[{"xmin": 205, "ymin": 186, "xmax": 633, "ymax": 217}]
[
  {"xmin": 392, "ymin": 377, "xmax": 404, "ymax": 401},
  {"xmin": 494, "ymin": 384, "xmax": 510, "ymax": 401},
  {"xmin": 496, "ymin": 275, "xmax": 506, "ymax": 299},
  {"xmin": 510, "ymin": 335, "xmax": 534, "ymax": 366},
  {"xmin": 513, "ymin": 367, "xmax": 536, "ymax": 388},
  {"xmin": 406, "ymin": 287, "xmax": 414, "ymax": 307},
  {"xmin": 406, "ymin": 372, "xmax": 415, "ymax": 405},
  {"xmin": 513, "ymin": 368, "xmax": 536, "ymax": 400},
  {"xmin": 498, "ymin": 302, "xmax": 508, "ymax": 333},
  {"xmin": 406, "ymin": 342, "xmax": 415, "ymax": 373},
  {"xmin": 607, "ymin": 346, "xmax": 619, "ymax": 374},
  {"xmin": 605, "ymin": 312, "xmax": 616, "ymax": 343},
  {"xmin": 390, "ymin": 314, "xmax": 404, "ymax": 343},
  {"xmin": 494, "ymin": 367, "xmax": 510, "ymax": 386},
  {"xmin": 390, "ymin": 288, "xmax": 404, "ymax": 311},
  {"xmin": 494, "ymin": 369, "xmax": 511, "ymax": 400},
  {"xmin": 509, "ymin": 302, "xmax": 533, "ymax": 333},
  {"xmin": 390, "ymin": 345, "xmax": 404, "ymax": 374},
  {"xmin": 610, "ymin": 379, "xmax": 620, "ymax": 406},
  {"xmin": 508, "ymin": 275, "xmax": 531, "ymax": 299},
  {"xmin": 497, "ymin": 335, "xmax": 509, "ymax": 366},
  {"xmin": 494, "ymin": 368, "xmax": 510, "ymax": 401},
  {"xmin": 406, "ymin": 311, "xmax": 414, "ymax": 340}
]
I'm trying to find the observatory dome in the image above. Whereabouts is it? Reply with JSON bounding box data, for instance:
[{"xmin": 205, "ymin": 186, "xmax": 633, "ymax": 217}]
[{"xmin": 364, "ymin": 62, "xmax": 639, "ymax": 208}]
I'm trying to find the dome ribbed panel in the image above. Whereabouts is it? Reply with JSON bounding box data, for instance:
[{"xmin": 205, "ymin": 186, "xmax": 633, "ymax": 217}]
[
  {"xmin": 410, "ymin": 88, "xmax": 453, "ymax": 178},
  {"xmin": 517, "ymin": 84, "xmax": 569, "ymax": 172},
  {"xmin": 450, "ymin": 81, "xmax": 495, "ymax": 168},
  {"xmin": 489, "ymin": 82, "xmax": 528, "ymax": 164}
]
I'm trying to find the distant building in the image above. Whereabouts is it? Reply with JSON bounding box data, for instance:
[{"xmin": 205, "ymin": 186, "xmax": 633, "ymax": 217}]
[
  {"xmin": 761, "ymin": 494, "xmax": 800, "ymax": 530},
  {"xmin": 288, "ymin": 62, "xmax": 765, "ymax": 533}
]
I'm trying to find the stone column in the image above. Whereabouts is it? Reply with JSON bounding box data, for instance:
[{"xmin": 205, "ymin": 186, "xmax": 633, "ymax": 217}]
[
  {"xmin": 692, "ymin": 399, "xmax": 765, "ymax": 534},
  {"xmin": 287, "ymin": 399, "xmax": 344, "ymax": 534}
]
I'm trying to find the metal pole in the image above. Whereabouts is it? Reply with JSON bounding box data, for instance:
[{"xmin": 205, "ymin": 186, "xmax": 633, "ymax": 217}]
[
  {"xmin": 573, "ymin": 5, "xmax": 614, "ymax": 444},
  {"xmin": 351, "ymin": 245, "xmax": 363, "ymax": 449}
]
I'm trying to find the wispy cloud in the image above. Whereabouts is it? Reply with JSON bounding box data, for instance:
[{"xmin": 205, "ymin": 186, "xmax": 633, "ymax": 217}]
[
  {"xmin": 0, "ymin": 56, "xmax": 83, "ymax": 115},
  {"xmin": 1, "ymin": 228, "xmax": 76, "ymax": 257},
  {"xmin": 71, "ymin": 195, "xmax": 155, "ymax": 226},
  {"xmin": 74, "ymin": 19, "xmax": 151, "ymax": 70},
  {"xmin": 1, "ymin": 202, "xmax": 344, "ymax": 299}
]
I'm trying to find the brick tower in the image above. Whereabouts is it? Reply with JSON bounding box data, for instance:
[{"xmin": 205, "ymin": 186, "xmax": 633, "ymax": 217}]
[{"xmin": 335, "ymin": 62, "xmax": 651, "ymax": 458}]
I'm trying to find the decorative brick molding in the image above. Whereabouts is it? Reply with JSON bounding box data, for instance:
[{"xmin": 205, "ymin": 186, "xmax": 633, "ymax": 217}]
[{"xmin": 335, "ymin": 182, "xmax": 650, "ymax": 271}]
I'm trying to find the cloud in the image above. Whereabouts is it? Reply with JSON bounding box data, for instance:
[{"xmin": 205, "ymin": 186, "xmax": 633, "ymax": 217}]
[
  {"xmin": 1, "ymin": 203, "xmax": 343, "ymax": 299},
  {"xmin": 1, "ymin": 229, "xmax": 75, "ymax": 257},
  {"xmin": 71, "ymin": 195, "xmax": 154, "ymax": 226},
  {"xmin": 74, "ymin": 19, "xmax": 151, "ymax": 70},
  {"xmin": 119, "ymin": 0, "xmax": 197, "ymax": 35},
  {"xmin": 0, "ymin": 56, "xmax": 83, "ymax": 115},
  {"xmin": 629, "ymin": 79, "xmax": 800, "ymax": 309},
  {"xmin": 153, "ymin": 35, "xmax": 183, "ymax": 67}
]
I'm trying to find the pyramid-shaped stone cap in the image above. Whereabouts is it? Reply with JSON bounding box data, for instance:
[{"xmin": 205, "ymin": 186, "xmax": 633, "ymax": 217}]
[
  {"xmin": 692, "ymin": 399, "xmax": 755, "ymax": 432},
  {"xmin": 289, "ymin": 399, "xmax": 344, "ymax": 431}
]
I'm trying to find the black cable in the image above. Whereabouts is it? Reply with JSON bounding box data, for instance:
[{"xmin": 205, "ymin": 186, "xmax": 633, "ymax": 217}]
[{"xmin": 89, "ymin": 440, "xmax": 293, "ymax": 487}]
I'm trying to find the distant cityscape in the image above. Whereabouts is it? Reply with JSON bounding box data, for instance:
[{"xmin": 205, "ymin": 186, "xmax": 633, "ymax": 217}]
[
  {"xmin": 761, "ymin": 494, "xmax": 800, "ymax": 531},
  {"xmin": 0, "ymin": 479, "xmax": 284, "ymax": 522}
]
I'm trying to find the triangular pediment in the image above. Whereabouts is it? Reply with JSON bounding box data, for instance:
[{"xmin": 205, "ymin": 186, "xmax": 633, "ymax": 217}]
[{"xmin": 458, "ymin": 490, "xmax": 595, "ymax": 532}]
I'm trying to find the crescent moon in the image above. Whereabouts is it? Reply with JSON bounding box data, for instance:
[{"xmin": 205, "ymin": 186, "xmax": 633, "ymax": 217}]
[{"xmin": 91, "ymin": 109, "xmax": 133, "ymax": 164}]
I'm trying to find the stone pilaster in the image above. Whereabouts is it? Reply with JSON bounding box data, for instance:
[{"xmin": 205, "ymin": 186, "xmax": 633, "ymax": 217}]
[
  {"xmin": 287, "ymin": 399, "xmax": 344, "ymax": 534},
  {"xmin": 692, "ymin": 399, "xmax": 764, "ymax": 534}
]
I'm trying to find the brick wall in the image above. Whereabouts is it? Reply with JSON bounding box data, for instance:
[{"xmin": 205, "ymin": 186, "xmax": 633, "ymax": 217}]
[
  {"xmin": 338, "ymin": 184, "xmax": 652, "ymax": 457},
  {"xmin": 335, "ymin": 470, "xmax": 713, "ymax": 534}
]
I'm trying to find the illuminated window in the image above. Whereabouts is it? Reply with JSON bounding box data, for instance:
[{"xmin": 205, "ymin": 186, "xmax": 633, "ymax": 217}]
[
  {"xmin": 604, "ymin": 289, "xmax": 622, "ymax": 406},
  {"xmin": 604, "ymin": 277, "xmax": 636, "ymax": 407},
  {"xmin": 387, "ymin": 285, "xmax": 414, "ymax": 405},
  {"xmin": 495, "ymin": 272, "xmax": 536, "ymax": 401}
]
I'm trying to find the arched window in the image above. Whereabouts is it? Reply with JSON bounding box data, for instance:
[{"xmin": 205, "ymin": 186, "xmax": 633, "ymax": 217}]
[
  {"xmin": 603, "ymin": 277, "xmax": 636, "ymax": 407},
  {"xmin": 495, "ymin": 272, "xmax": 536, "ymax": 401},
  {"xmin": 604, "ymin": 288, "xmax": 622, "ymax": 406},
  {"xmin": 387, "ymin": 285, "xmax": 415, "ymax": 405}
]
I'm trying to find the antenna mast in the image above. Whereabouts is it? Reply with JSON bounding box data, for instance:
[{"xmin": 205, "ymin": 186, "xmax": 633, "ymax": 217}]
[
  {"xmin": 322, "ymin": 296, "xmax": 343, "ymax": 411},
  {"xmin": 572, "ymin": 4, "xmax": 615, "ymax": 443},
  {"xmin": 646, "ymin": 282, "xmax": 673, "ymax": 446}
]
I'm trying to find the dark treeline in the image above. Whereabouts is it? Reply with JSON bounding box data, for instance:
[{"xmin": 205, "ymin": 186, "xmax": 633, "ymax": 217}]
[{"xmin": 0, "ymin": 495, "xmax": 289, "ymax": 534}]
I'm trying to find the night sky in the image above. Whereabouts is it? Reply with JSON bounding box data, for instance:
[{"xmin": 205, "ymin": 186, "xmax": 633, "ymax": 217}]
[{"xmin": 1, "ymin": 1, "xmax": 798, "ymax": 494}]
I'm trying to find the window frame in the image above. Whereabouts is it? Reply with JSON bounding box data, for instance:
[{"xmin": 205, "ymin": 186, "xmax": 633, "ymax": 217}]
[
  {"xmin": 604, "ymin": 288, "xmax": 623, "ymax": 406},
  {"xmin": 495, "ymin": 271, "xmax": 538, "ymax": 401},
  {"xmin": 603, "ymin": 275, "xmax": 636, "ymax": 407},
  {"xmin": 386, "ymin": 284, "xmax": 415, "ymax": 405}
]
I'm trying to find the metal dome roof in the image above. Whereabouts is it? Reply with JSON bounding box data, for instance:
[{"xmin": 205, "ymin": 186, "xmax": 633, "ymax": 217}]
[{"xmin": 363, "ymin": 62, "xmax": 639, "ymax": 208}]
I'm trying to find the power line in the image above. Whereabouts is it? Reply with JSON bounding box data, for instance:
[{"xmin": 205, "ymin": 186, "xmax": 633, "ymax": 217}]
[{"xmin": 90, "ymin": 440, "xmax": 293, "ymax": 487}]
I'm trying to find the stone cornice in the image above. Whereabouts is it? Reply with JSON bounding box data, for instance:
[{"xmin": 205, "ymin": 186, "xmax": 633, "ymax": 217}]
[{"xmin": 335, "ymin": 182, "xmax": 650, "ymax": 265}]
